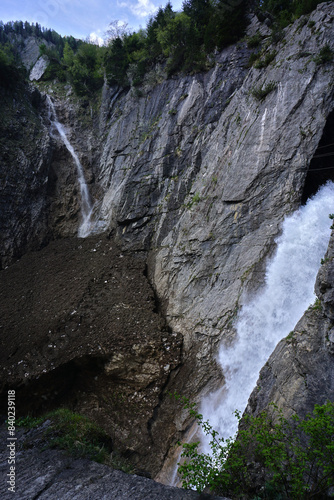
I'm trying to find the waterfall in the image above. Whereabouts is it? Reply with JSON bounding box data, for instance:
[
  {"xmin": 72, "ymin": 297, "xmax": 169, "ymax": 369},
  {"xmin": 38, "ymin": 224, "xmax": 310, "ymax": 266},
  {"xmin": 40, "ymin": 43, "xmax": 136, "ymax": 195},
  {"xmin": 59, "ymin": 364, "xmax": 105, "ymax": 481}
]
[
  {"xmin": 201, "ymin": 181, "xmax": 334, "ymax": 450},
  {"xmin": 46, "ymin": 95, "xmax": 94, "ymax": 237}
]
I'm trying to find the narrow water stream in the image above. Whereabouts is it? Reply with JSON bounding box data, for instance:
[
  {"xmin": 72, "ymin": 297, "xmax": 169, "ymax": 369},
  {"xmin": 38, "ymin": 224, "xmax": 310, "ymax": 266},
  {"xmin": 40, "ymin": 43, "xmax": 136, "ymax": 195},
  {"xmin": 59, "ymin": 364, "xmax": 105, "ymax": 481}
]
[{"xmin": 46, "ymin": 95, "xmax": 94, "ymax": 237}]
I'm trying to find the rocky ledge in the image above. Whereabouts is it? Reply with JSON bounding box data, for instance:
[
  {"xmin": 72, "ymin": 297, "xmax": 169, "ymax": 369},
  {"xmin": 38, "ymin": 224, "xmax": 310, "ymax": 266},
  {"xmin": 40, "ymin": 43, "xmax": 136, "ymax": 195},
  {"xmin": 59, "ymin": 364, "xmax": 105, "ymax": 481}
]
[{"xmin": 0, "ymin": 425, "xmax": 227, "ymax": 500}]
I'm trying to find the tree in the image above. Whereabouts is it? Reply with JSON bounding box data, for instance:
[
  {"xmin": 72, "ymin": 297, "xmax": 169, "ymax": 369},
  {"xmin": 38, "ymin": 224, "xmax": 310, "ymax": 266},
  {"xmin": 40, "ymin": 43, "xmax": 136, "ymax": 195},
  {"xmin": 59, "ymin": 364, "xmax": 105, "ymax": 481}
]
[
  {"xmin": 105, "ymin": 20, "xmax": 129, "ymax": 44},
  {"xmin": 62, "ymin": 41, "xmax": 74, "ymax": 67},
  {"xmin": 183, "ymin": 0, "xmax": 213, "ymax": 43},
  {"xmin": 0, "ymin": 44, "xmax": 25, "ymax": 87},
  {"xmin": 66, "ymin": 42, "xmax": 104, "ymax": 94},
  {"xmin": 104, "ymin": 37, "xmax": 129, "ymax": 87},
  {"xmin": 145, "ymin": 3, "xmax": 175, "ymax": 61}
]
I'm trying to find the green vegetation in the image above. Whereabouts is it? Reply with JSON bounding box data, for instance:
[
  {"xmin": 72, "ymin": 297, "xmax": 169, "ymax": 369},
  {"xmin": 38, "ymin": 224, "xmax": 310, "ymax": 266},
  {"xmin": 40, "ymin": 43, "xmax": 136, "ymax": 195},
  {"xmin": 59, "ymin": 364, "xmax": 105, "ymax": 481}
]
[
  {"xmin": 0, "ymin": 43, "xmax": 26, "ymax": 86},
  {"xmin": 0, "ymin": 21, "xmax": 102, "ymax": 95},
  {"xmin": 61, "ymin": 41, "xmax": 104, "ymax": 95},
  {"xmin": 104, "ymin": 0, "xmax": 249, "ymax": 87},
  {"xmin": 247, "ymin": 34, "xmax": 262, "ymax": 49},
  {"xmin": 251, "ymin": 81, "xmax": 277, "ymax": 101},
  {"xmin": 314, "ymin": 44, "xmax": 334, "ymax": 65},
  {"xmin": 311, "ymin": 297, "xmax": 322, "ymax": 310},
  {"xmin": 0, "ymin": 0, "xmax": 329, "ymax": 94},
  {"xmin": 174, "ymin": 395, "xmax": 334, "ymax": 499},
  {"xmin": 16, "ymin": 408, "xmax": 135, "ymax": 473},
  {"xmin": 258, "ymin": 0, "xmax": 326, "ymax": 29},
  {"xmin": 254, "ymin": 50, "xmax": 277, "ymax": 69},
  {"xmin": 17, "ymin": 408, "xmax": 112, "ymax": 463},
  {"xmin": 186, "ymin": 192, "xmax": 201, "ymax": 209}
]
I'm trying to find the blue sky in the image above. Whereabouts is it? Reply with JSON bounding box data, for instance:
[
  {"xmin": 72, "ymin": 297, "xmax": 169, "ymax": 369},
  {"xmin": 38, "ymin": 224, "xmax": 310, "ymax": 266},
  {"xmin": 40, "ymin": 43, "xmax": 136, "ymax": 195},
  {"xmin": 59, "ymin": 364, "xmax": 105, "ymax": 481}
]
[{"xmin": 1, "ymin": 0, "xmax": 183, "ymax": 43}]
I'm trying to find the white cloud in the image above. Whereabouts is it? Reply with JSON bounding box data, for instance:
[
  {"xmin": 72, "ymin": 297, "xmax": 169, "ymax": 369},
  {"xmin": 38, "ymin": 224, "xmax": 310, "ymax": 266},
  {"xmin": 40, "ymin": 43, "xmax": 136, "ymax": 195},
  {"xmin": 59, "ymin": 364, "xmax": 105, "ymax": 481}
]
[
  {"xmin": 117, "ymin": 0, "xmax": 158, "ymax": 19},
  {"xmin": 89, "ymin": 31, "xmax": 104, "ymax": 45}
]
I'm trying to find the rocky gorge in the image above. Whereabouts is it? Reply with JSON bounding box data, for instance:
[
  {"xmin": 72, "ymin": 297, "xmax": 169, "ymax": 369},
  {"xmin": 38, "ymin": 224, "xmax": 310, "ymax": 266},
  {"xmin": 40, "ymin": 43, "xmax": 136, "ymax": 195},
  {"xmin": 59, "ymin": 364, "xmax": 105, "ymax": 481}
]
[{"xmin": 1, "ymin": 1, "xmax": 334, "ymax": 495}]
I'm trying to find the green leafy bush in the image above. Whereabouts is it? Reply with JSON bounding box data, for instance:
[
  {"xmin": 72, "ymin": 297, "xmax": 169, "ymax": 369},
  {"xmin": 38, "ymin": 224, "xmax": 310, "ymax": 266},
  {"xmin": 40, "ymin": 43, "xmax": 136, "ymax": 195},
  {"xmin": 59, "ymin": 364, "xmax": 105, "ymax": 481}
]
[
  {"xmin": 247, "ymin": 34, "xmax": 262, "ymax": 49},
  {"xmin": 251, "ymin": 81, "xmax": 277, "ymax": 101},
  {"xmin": 44, "ymin": 408, "xmax": 112, "ymax": 462},
  {"xmin": 254, "ymin": 51, "xmax": 277, "ymax": 69},
  {"xmin": 314, "ymin": 44, "xmax": 333, "ymax": 65},
  {"xmin": 0, "ymin": 44, "xmax": 26, "ymax": 87},
  {"xmin": 258, "ymin": 0, "xmax": 325, "ymax": 29},
  {"xmin": 175, "ymin": 395, "xmax": 334, "ymax": 499}
]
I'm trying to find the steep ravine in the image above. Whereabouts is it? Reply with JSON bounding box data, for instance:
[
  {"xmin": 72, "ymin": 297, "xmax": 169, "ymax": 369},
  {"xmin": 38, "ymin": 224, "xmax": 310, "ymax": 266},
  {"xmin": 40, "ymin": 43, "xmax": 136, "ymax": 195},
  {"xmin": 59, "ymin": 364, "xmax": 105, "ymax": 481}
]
[{"xmin": 0, "ymin": 1, "xmax": 334, "ymax": 488}]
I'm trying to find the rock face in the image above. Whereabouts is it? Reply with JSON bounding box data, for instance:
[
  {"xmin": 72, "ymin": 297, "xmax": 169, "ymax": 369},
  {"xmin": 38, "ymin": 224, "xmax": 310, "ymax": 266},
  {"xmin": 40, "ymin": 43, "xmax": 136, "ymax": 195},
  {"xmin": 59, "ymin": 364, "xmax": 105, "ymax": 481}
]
[
  {"xmin": 0, "ymin": 1, "xmax": 334, "ymax": 484},
  {"xmin": 29, "ymin": 55, "xmax": 49, "ymax": 81},
  {"xmin": 0, "ymin": 85, "xmax": 51, "ymax": 269}
]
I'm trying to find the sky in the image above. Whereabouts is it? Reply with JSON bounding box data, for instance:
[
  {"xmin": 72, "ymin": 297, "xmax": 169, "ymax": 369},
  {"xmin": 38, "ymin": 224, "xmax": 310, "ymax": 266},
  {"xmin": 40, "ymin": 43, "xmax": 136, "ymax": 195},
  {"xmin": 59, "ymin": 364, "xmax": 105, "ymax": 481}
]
[{"xmin": 0, "ymin": 0, "xmax": 183, "ymax": 44}]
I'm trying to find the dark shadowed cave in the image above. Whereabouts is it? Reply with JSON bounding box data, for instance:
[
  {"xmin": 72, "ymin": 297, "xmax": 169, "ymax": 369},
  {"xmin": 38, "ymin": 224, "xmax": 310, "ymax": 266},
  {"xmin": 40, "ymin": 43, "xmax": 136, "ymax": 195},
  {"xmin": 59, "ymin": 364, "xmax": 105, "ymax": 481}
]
[{"xmin": 302, "ymin": 108, "xmax": 334, "ymax": 204}]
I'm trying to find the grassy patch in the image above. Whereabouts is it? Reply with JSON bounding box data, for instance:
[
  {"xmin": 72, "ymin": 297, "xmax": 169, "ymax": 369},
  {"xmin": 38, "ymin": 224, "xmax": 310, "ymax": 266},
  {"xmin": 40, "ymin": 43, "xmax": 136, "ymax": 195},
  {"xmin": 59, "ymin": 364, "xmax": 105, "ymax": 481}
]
[
  {"xmin": 16, "ymin": 408, "xmax": 134, "ymax": 471},
  {"xmin": 247, "ymin": 34, "xmax": 262, "ymax": 49},
  {"xmin": 311, "ymin": 298, "xmax": 322, "ymax": 311},
  {"xmin": 186, "ymin": 192, "xmax": 201, "ymax": 209}
]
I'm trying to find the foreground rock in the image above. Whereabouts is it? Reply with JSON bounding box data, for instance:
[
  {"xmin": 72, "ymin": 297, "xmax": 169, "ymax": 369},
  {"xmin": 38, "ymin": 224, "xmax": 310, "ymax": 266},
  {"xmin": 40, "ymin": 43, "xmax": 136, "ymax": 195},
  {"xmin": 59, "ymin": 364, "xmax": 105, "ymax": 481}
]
[{"xmin": 0, "ymin": 427, "xmax": 227, "ymax": 500}]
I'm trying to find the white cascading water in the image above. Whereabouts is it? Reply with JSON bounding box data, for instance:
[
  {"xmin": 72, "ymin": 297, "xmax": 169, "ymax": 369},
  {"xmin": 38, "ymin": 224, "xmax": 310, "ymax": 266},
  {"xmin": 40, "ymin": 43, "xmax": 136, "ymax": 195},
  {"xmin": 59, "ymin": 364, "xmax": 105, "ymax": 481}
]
[
  {"xmin": 200, "ymin": 181, "xmax": 334, "ymax": 450},
  {"xmin": 46, "ymin": 95, "xmax": 94, "ymax": 237}
]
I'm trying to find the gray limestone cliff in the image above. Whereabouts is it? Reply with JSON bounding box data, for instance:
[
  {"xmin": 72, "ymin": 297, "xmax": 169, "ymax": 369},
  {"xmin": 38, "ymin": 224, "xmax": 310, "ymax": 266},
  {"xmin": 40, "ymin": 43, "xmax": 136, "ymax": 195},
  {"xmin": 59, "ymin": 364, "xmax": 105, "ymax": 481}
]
[{"xmin": 0, "ymin": 1, "xmax": 334, "ymax": 487}]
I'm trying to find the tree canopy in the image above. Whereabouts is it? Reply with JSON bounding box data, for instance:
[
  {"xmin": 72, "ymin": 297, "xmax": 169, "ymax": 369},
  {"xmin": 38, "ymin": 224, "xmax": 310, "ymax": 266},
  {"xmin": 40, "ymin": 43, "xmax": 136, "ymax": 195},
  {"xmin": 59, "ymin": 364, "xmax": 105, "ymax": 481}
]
[{"xmin": 0, "ymin": 0, "xmax": 327, "ymax": 93}]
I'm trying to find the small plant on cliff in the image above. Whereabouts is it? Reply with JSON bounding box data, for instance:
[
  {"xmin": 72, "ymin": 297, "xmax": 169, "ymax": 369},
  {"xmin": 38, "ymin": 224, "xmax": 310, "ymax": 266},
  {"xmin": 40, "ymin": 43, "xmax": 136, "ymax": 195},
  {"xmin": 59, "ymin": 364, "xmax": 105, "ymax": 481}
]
[
  {"xmin": 186, "ymin": 192, "xmax": 201, "ymax": 209},
  {"xmin": 174, "ymin": 394, "xmax": 334, "ymax": 499},
  {"xmin": 251, "ymin": 81, "xmax": 277, "ymax": 101},
  {"xmin": 254, "ymin": 51, "xmax": 277, "ymax": 69},
  {"xmin": 247, "ymin": 33, "xmax": 262, "ymax": 49},
  {"xmin": 314, "ymin": 44, "xmax": 333, "ymax": 65}
]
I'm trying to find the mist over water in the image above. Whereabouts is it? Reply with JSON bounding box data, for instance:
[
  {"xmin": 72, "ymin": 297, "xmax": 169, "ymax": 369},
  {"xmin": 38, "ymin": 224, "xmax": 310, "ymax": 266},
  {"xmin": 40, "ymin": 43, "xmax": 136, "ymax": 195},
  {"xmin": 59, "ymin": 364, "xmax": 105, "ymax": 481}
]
[
  {"xmin": 46, "ymin": 95, "xmax": 94, "ymax": 237},
  {"xmin": 201, "ymin": 181, "xmax": 334, "ymax": 449}
]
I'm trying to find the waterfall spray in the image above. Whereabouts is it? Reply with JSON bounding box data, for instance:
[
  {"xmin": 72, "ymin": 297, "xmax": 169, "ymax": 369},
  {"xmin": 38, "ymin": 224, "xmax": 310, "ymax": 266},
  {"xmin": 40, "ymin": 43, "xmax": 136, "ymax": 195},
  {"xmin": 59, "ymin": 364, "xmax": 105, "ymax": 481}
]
[
  {"xmin": 200, "ymin": 181, "xmax": 334, "ymax": 450},
  {"xmin": 46, "ymin": 95, "xmax": 94, "ymax": 237}
]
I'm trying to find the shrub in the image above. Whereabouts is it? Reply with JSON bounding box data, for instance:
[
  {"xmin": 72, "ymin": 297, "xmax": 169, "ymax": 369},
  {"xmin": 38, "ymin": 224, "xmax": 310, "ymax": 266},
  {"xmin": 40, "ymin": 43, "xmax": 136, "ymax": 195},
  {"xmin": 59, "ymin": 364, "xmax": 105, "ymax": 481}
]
[
  {"xmin": 254, "ymin": 50, "xmax": 277, "ymax": 69},
  {"xmin": 0, "ymin": 45, "xmax": 26, "ymax": 87},
  {"xmin": 248, "ymin": 52, "xmax": 260, "ymax": 67},
  {"xmin": 251, "ymin": 81, "xmax": 277, "ymax": 100},
  {"xmin": 314, "ymin": 44, "xmax": 333, "ymax": 65},
  {"xmin": 175, "ymin": 396, "xmax": 334, "ymax": 499},
  {"xmin": 186, "ymin": 192, "xmax": 201, "ymax": 209},
  {"xmin": 247, "ymin": 33, "xmax": 262, "ymax": 49}
]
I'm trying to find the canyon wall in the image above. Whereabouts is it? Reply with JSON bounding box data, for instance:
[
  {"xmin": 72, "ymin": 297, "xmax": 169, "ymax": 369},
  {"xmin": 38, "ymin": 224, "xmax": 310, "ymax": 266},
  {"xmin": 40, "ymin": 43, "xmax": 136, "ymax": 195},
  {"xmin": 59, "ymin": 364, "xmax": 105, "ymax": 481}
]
[{"xmin": 0, "ymin": 2, "xmax": 333, "ymax": 479}]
